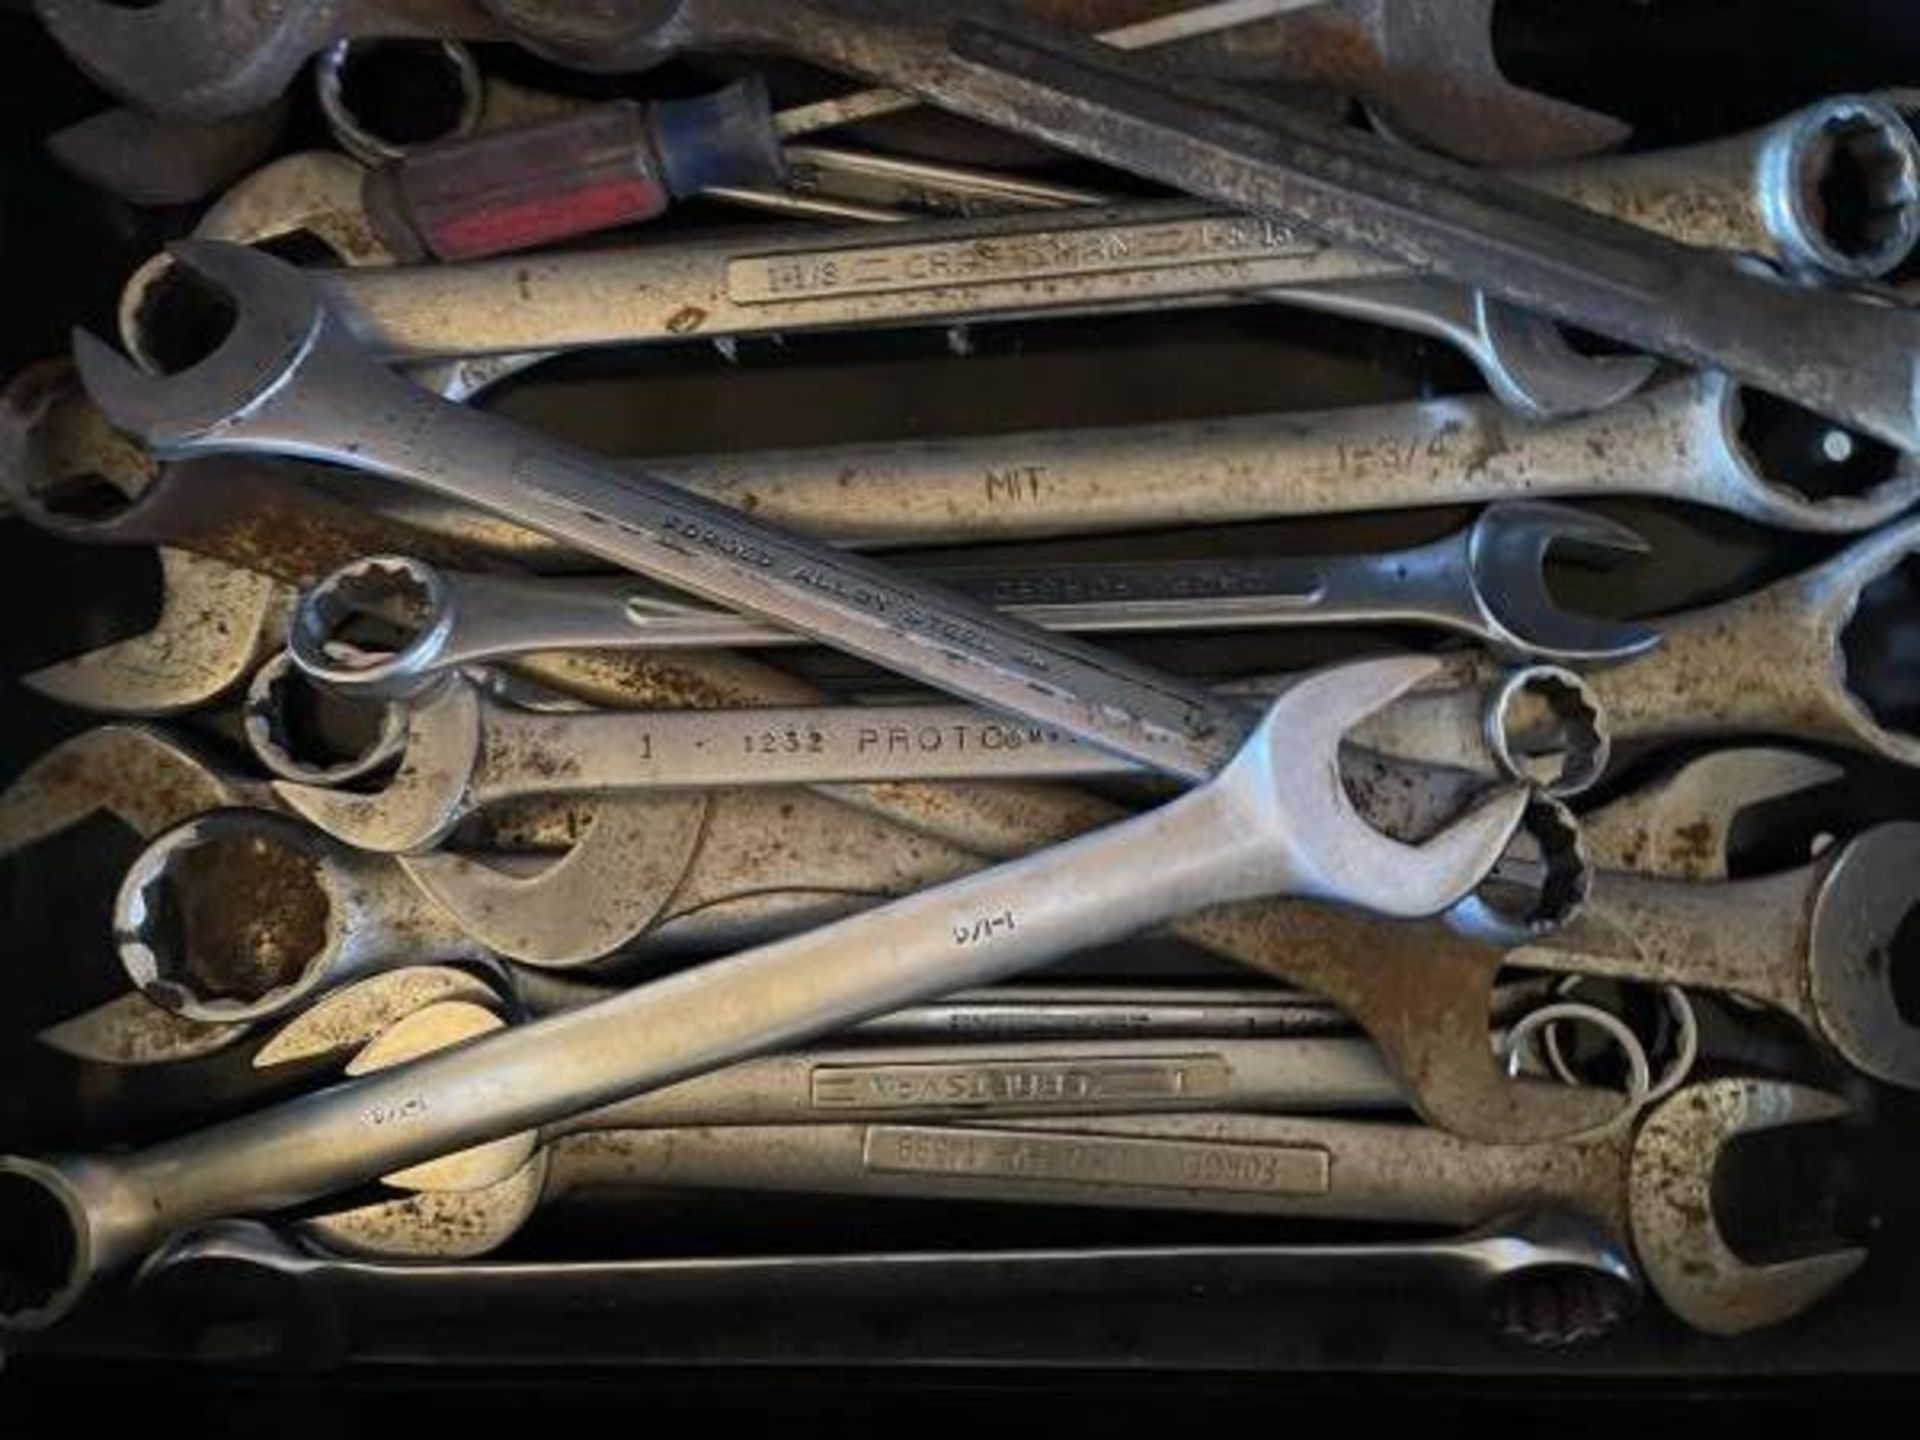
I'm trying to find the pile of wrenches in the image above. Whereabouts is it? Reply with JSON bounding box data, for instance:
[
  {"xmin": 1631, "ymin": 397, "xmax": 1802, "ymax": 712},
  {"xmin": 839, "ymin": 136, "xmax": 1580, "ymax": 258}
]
[{"xmin": 4, "ymin": 0, "xmax": 1918, "ymax": 1367}]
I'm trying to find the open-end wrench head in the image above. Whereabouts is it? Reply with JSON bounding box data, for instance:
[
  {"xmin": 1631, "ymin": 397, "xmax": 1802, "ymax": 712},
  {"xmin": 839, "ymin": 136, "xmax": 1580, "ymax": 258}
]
[
  {"xmin": 478, "ymin": 0, "xmax": 689, "ymax": 70},
  {"xmin": 297, "ymin": 1153, "xmax": 549, "ymax": 1259},
  {"xmin": 1582, "ymin": 749, "xmax": 1846, "ymax": 880},
  {"xmin": 1808, "ymin": 823, "xmax": 1920, "ymax": 1088},
  {"xmin": 398, "ymin": 794, "xmax": 713, "ymax": 965},
  {"xmin": 1242, "ymin": 656, "xmax": 1528, "ymax": 917},
  {"xmin": 253, "ymin": 964, "xmax": 509, "ymax": 1070},
  {"xmin": 24, "ymin": 549, "xmax": 291, "ymax": 718},
  {"xmin": 272, "ymin": 676, "xmax": 483, "ymax": 854},
  {"xmin": 74, "ymin": 242, "xmax": 325, "ymax": 454},
  {"xmin": 344, "ymin": 1001, "xmax": 539, "ymax": 1193},
  {"xmin": 0, "ymin": 724, "xmax": 244, "ymax": 859},
  {"xmin": 1629, "ymin": 1078, "xmax": 1863, "ymax": 1336},
  {"xmin": 1472, "ymin": 296, "xmax": 1658, "ymax": 420},
  {"xmin": 35, "ymin": 0, "xmax": 336, "ymax": 119},
  {"xmin": 1466, "ymin": 503, "xmax": 1658, "ymax": 664},
  {"xmin": 1359, "ymin": 0, "xmax": 1633, "ymax": 166}
]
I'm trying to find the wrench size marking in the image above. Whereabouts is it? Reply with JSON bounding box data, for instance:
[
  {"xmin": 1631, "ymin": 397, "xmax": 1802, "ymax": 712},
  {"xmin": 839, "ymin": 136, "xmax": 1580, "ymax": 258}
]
[
  {"xmin": 954, "ymin": 908, "xmax": 1021, "ymax": 948},
  {"xmin": 728, "ymin": 214, "xmax": 1321, "ymax": 303},
  {"xmin": 984, "ymin": 464, "xmax": 1048, "ymax": 504},
  {"xmin": 810, "ymin": 1057, "xmax": 1230, "ymax": 1110},
  {"xmin": 865, "ymin": 1125, "xmax": 1333, "ymax": 1195}
]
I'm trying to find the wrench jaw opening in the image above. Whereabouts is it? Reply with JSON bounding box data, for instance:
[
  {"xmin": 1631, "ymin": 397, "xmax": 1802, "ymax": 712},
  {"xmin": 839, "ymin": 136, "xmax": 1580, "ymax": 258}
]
[
  {"xmin": 269, "ymin": 673, "xmax": 482, "ymax": 854},
  {"xmin": 397, "ymin": 793, "xmax": 714, "ymax": 966},
  {"xmin": 289, "ymin": 555, "xmax": 462, "ymax": 700},
  {"xmin": 113, "ymin": 810, "xmax": 365, "ymax": 1026},
  {"xmin": 1758, "ymin": 95, "xmax": 1920, "ymax": 283},
  {"xmin": 247, "ymin": 651, "xmax": 414, "ymax": 788},
  {"xmin": 24, "ymin": 549, "xmax": 293, "ymax": 719},
  {"xmin": 1715, "ymin": 374, "xmax": 1920, "ymax": 533},
  {"xmin": 1827, "ymin": 518, "xmax": 1920, "ymax": 770},
  {"xmin": 1466, "ymin": 294, "xmax": 1659, "ymax": 421},
  {"xmin": 1629, "ymin": 1079, "xmax": 1863, "ymax": 1336},
  {"xmin": 33, "ymin": 0, "xmax": 324, "ymax": 120},
  {"xmin": 1235, "ymin": 657, "xmax": 1530, "ymax": 919},
  {"xmin": 74, "ymin": 241, "xmax": 334, "ymax": 457},
  {"xmin": 1578, "ymin": 748, "xmax": 1847, "ymax": 881},
  {"xmin": 1807, "ymin": 823, "xmax": 1920, "ymax": 1088},
  {"xmin": 1465, "ymin": 505, "xmax": 1658, "ymax": 666}
]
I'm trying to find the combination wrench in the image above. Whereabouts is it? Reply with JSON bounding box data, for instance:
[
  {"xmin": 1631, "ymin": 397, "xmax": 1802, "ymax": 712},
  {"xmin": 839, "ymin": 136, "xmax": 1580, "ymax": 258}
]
[
  {"xmin": 135, "ymin": 1212, "xmax": 1640, "ymax": 1365},
  {"xmin": 634, "ymin": 370, "xmax": 1919, "ymax": 543},
  {"xmin": 284, "ymin": 502, "xmax": 1658, "ymax": 699},
  {"xmin": 0, "ymin": 656, "xmax": 1527, "ymax": 1329},
  {"xmin": 36, "ymin": 0, "xmax": 1629, "ymax": 165},
  {"xmin": 440, "ymin": 0, "xmax": 1920, "ymax": 453},
  {"xmin": 118, "ymin": 160, "xmax": 1652, "ymax": 420}
]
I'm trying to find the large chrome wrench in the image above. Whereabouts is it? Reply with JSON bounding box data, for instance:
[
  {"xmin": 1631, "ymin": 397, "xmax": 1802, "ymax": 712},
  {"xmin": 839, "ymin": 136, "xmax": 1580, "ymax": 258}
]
[
  {"xmin": 472, "ymin": 0, "xmax": 1920, "ymax": 451},
  {"xmin": 0, "ymin": 657, "xmax": 1526, "ymax": 1329}
]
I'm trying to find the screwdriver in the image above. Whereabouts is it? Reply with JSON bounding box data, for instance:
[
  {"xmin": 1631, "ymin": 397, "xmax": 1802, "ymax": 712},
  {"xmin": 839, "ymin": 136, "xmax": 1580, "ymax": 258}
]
[{"xmin": 361, "ymin": 0, "xmax": 1323, "ymax": 260}]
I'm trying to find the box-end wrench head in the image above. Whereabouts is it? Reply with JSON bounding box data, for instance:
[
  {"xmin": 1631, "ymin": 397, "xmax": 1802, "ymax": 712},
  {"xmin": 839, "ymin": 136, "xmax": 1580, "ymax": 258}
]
[
  {"xmin": 34, "ymin": 0, "xmax": 505, "ymax": 121},
  {"xmin": 111, "ymin": 788, "xmax": 715, "ymax": 1023},
  {"xmin": 1580, "ymin": 748, "xmax": 1846, "ymax": 881}
]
